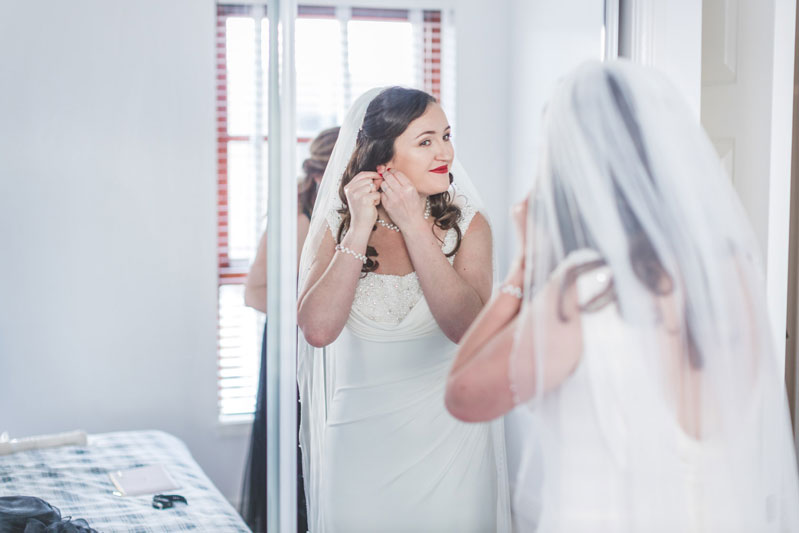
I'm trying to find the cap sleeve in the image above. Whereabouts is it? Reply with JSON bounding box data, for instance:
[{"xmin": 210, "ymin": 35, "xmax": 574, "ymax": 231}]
[{"xmin": 326, "ymin": 209, "xmax": 343, "ymax": 240}]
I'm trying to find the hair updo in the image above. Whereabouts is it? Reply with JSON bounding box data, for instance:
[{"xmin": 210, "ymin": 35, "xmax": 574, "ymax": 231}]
[{"xmin": 298, "ymin": 126, "xmax": 340, "ymax": 217}]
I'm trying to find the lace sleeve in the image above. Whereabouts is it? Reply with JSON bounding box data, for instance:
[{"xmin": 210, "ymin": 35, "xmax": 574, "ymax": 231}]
[
  {"xmin": 326, "ymin": 209, "xmax": 343, "ymax": 240},
  {"xmin": 442, "ymin": 197, "xmax": 477, "ymax": 257}
]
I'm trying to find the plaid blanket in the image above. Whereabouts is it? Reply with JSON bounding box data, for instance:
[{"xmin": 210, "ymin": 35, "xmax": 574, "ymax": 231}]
[{"xmin": 0, "ymin": 430, "xmax": 250, "ymax": 532}]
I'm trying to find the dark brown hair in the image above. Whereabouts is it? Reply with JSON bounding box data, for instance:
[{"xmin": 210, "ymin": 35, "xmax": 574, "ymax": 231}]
[
  {"xmin": 554, "ymin": 71, "xmax": 702, "ymax": 368},
  {"xmin": 298, "ymin": 126, "xmax": 340, "ymax": 217},
  {"xmin": 336, "ymin": 87, "xmax": 461, "ymax": 273}
]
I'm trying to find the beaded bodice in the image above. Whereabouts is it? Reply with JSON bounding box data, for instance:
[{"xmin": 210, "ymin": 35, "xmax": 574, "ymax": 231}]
[{"xmin": 327, "ymin": 200, "xmax": 478, "ymax": 325}]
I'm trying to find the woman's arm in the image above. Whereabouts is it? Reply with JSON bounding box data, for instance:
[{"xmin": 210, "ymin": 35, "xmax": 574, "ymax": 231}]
[
  {"xmin": 445, "ymin": 275, "xmax": 583, "ymax": 422},
  {"xmin": 297, "ymin": 172, "xmax": 381, "ymax": 347},
  {"xmin": 403, "ymin": 212, "xmax": 493, "ymax": 343},
  {"xmin": 448, "ymin": 259, "xmax": 524, "ymax": 377},
  {"xmin": 244, "ymin": 230, "xmax": 268, "ymax": 313},
  {"xmin": 380, "ymin": 169, "xmax": 492, "ymax": 343},
  {"xmin": 449, "ymin": 198, "xmax": 530, "ymax": 369},
  {"xmin": 297, "ymin": 225, "xmax": 372, "ymax": 347},
  {"xmin": 244, "ymin": 213, "xmax": 311, "ymax": 314}
]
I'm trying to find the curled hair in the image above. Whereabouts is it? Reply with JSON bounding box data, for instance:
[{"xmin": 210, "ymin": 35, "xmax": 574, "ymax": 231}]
[{"xmin": 336, "ymin": 87, "xmax": 462, "ymax": 273}]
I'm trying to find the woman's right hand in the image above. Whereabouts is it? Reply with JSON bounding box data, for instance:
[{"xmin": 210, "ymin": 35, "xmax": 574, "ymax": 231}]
[
  {"xmin": 505, "ymin": 195, "xmax": 530, "ymax": 287},
  {"xmin": 344, "ymin": 171, "xmax": 382, "ymax": 233}
]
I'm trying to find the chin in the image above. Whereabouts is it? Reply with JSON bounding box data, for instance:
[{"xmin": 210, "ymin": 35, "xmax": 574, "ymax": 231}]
[{"xmin": 420, "ymin": 175, "xmax": 451, "ymax": 196}]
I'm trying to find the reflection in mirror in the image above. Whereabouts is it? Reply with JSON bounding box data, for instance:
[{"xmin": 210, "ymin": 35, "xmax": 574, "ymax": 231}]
[
  {"xmin": 257, "ymin": 1, "xmax": 613, "ymax": 532},
  {"xmin": 254, "ymin": 5, "xmax": 465, "ymax": 532}
]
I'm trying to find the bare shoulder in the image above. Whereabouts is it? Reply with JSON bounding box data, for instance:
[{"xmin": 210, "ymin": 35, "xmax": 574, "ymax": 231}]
[
  {"xmin": 454, "ymin": 211, "xmax": 492, "ymax": 260},
  {"xmin": 460, "ymin": 211, "xmax": 492, "ymax": 247}
]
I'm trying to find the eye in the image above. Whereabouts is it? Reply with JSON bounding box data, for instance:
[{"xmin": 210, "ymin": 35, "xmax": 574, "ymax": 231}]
[
  {"xmin": 443, "ymin": 132, "xmax": 451, "ymax": 141},
  {"xmin": 419, "ymin": 139, "xmax": 431, "ymax": 146}
]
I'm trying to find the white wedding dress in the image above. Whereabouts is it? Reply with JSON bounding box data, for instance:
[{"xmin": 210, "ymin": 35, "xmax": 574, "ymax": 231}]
[
  {"xmin": 513, "ymin": 249, "xmax": 788, "ymax": 533},
  {"xmin": 316, "ymin": 202, "xmax": 511, "ymax": 533}
]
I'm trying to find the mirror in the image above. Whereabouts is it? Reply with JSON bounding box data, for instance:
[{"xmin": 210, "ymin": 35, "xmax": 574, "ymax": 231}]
[
  {"xmin": 259, "ymin": 2, "xmax": 614, "ymax": 532},
  {"xmin": 0, "ymin": 2, "xmax": 612, "ymax": 533}
]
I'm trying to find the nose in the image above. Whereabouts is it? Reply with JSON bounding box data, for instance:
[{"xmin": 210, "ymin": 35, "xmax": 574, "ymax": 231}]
[{"xmin": 436, "ymin": 139, "xmax": 454, "ymax": 161}]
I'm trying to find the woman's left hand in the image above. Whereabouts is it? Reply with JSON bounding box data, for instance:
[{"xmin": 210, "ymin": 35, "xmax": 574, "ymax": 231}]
[{"xmin": 379, "ymin": 169, "xmax": 427, "ymax": 232}]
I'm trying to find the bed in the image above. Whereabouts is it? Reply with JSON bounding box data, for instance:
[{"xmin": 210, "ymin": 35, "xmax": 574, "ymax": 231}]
[{"xmin": 0, "ymin": 430, "xmax": 251, "ymax": 532}]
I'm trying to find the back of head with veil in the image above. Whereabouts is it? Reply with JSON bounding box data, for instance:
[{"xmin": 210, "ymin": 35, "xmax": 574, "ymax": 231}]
[
  {"xmin": 510, "ymin": 60, "xmax": 799, "ymax": 531},
  {"xmin": 297, "ymin": 87, "xmax": 503, "ymax": 531}
]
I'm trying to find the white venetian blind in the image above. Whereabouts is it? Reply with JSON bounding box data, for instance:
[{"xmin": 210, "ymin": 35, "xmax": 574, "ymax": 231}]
[{"xmin": 216, "ymin": 3, "xmax": 452, "ymax": 423}]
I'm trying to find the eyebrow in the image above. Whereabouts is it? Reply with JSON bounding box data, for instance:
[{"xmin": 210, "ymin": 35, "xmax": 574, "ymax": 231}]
[{"xmin": 415, "ymin": 125, "xmax": 451, "ymax": 139}]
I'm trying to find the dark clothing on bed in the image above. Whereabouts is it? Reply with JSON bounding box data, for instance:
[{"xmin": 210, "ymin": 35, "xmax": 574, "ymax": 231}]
[{"xmin": 0, "ymin": 496, "xmax": 97, "ymax": 532}]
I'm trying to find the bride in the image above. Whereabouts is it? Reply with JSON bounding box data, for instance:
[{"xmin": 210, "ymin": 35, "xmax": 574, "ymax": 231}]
[
  {"xmin": 445, "ymin": 60, "xmax": 799, "ymax": 531},
  {"xmin": 297, "ymin": 87, "xmax": 511, "ymax": 532}
]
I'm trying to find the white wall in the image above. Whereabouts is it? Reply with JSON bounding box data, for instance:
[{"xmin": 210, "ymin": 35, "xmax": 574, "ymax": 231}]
[
  {"xmin": 455, "ymin": 0, "xmax": 512, "ymax": 272},
  {"xmin": 619, "ymin": 0, "xmax": 703, "ymax": 116},
  {"xmin": 0, "ymin": 0, "xmax": 252, "ymax": 503},
  {"xmin": 0, "ymin": 0, "xmax": 517, "ymax": 506},
  {"xmin": 506, "ymin": 0, "xmax": 605, "ymax": 261},
  {"xmin": 765, "ymin": 0, "xmax": 797, "ymax": 366}
]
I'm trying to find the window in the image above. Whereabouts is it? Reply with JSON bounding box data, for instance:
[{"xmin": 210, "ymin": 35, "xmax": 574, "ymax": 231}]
[{"xmin": 215, "ymin": 3, "xmax": 453, "ymax": 423}]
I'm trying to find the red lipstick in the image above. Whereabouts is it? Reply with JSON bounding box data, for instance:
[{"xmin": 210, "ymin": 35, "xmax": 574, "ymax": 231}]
[{"xmin": 430, "ymin": 165, "xmax": 449, "ymax": 174}]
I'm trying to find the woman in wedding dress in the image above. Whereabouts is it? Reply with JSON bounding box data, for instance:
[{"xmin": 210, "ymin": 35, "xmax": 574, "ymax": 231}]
[
  {"xmin": 297, "ymin": 87, "xmax": 511, "ymax": 532},
  {"xmin": 445, "ymin": 60, "xmax": 799, "ymax": 532}
]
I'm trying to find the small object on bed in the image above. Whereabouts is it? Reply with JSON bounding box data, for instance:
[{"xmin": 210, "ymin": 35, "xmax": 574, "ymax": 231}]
[
  {"xmin": 0, "ymin": 430, "xmax": 88, "ymax": 456},
  {"xmin": 152, "ymin": 494, "xmax": 188, "ymax": 510},
  {"xmin": 109, "ymin": 464, "xmax": 179, "ymax": 497}
]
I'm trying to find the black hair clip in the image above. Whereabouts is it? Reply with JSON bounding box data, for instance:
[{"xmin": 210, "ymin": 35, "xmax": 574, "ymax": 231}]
[{"xmin": 152, "ymin": 494, "xmax": 188, "ymax": 510}]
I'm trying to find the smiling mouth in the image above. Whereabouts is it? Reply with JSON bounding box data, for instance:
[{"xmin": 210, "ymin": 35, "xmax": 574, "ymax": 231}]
[{"xmin": 430, "ymin": 165, "xmax": 449, "ymax": 174}]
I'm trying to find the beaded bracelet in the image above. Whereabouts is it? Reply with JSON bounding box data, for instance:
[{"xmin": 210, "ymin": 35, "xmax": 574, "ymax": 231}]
[
  {"xmin": 499, "ymin": 284, "xmax": 523, "ymax": 299},
  {"xmin": 335, "ymin": 244, "xmax": 368, "ymax": 264}
]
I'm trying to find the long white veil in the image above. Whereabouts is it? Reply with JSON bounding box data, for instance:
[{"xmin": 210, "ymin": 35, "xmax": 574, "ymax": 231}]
[
  {"xmin": 510, "ymin": 60, "xmax": 799, "ymax": 531},
  {"xmin": 297, "ymin": 87, "xmax": 505, "ymax": 531}
]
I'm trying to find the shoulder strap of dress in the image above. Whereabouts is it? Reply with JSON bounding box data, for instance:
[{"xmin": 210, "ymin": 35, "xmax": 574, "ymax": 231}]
[
  {"xmin": 457, "ymin": 197, "xmax": 478, "ymax": 235},
  {"xmin": 326, "ymin": 209, "xmax": 342, "ymax": 240}
]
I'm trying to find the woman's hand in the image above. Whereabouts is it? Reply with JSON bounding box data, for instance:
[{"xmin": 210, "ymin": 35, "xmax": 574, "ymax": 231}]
[
  {"xmin": 344, "ymin": 171, "xmax": 382, "ymax": 233},
  {"xmin": 379, "ymin": 169, "xmax": 426, "ymax": 232},
  {"xmin": 506, "ymin": 195, "xmax": 530, "ymax": 287}
]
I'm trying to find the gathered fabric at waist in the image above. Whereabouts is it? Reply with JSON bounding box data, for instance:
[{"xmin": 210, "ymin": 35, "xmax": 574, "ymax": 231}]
[{"xmin": 332, "ymin": 326, "xmax": 455, "ymax": 390}]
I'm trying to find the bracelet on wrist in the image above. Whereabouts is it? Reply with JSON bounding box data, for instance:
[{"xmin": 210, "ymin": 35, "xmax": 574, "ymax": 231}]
[
  {"xmin": 499, "ymin": 283, "xmax": 523, "ymax": 299},
  {"xmin": 335, "ymin": 243, "xmax": 368, "ymax": 264}
]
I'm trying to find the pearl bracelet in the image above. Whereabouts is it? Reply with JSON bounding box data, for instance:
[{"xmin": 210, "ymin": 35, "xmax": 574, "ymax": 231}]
[
  {"xmin": 499, "ymin": 284, "xmax": 523, "ymax": 299},
  {"xmin": 335, "ymin": 244, "xmax": 367, "ymax": 264}
]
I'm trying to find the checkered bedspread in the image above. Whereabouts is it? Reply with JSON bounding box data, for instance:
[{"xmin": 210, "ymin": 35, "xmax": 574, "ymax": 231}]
[{"xmin": 0, "ymin": 430, "xmax": 251, "ymax": 532}]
